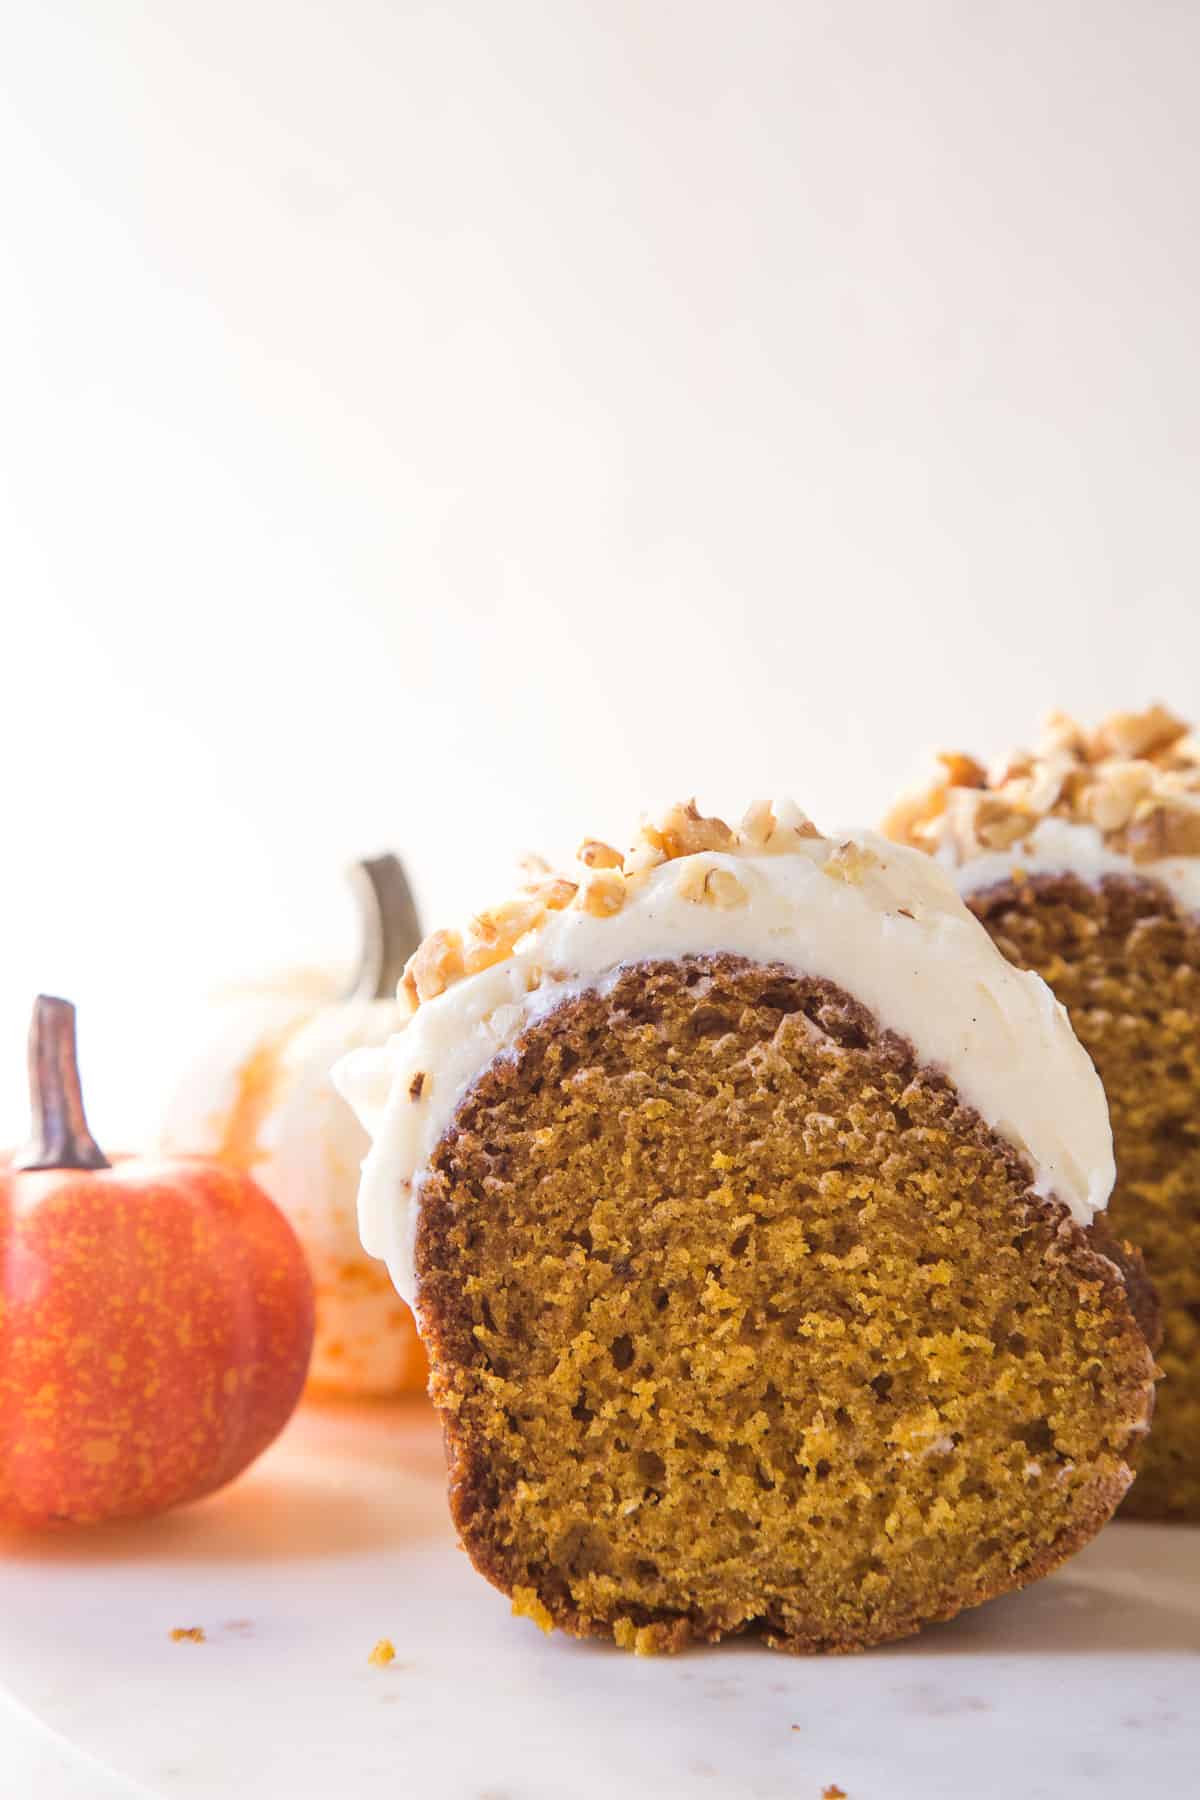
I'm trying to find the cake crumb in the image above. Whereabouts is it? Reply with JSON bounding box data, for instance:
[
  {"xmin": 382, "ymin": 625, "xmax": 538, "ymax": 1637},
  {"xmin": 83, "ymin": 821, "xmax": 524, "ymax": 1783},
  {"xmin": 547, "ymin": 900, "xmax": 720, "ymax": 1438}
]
[
  {"xmin": 612, "ymin": 1617, "xmax": 661, "ymax": 1655},
  {"xmin": 368, "ymin": 1638, "xmax": 397, "ymax": 1666},
  {"xmin": 511, "ymin": 1587, "xmax": 555, "ymax": 1634},
  {"xmin": 409, "ymin": 1071, "xmax": 426, "ymax": 1101},
  {"xmin": 823, "ymin": 1786, "xmax": 848, "ymax": 1799},
  {"xmin": 169, "ymin": 1627, "xmax": 205, "ymax": 1644}
]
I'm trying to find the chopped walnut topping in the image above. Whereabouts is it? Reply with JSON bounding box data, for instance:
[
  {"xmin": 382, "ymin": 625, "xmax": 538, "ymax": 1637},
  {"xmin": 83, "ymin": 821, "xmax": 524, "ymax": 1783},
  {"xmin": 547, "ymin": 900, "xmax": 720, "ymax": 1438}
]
[
  {"xmin": 405, "ymin": 929, "xmax": 465, "ymax": 1003},
  {"xmin": 471, "ymin": 895, "xmax": 546, "ymax": 949},
  {"xmin": 879, "ymin": 785, "xmax": 945, "ymax": 847},
  {"xmin": 408, "ymin": 1072, "xmax": 426, "ymax": 1101},
  {"xmin": 655, "ymin": 799, "xmax": 737, "ymax": 858},
  {"xmin": 1120, "ymin": 801, "xmax": 1200, "ymax": 863},
  {"xmin": 883, "ymin": 704, "xmax": 1200, "ymax": 871},
  {"xmin": 463, "ymin": 895, "xmax": 547, "ymax": 975},
  {"xmin": 987, "ymin": 748, "xmax": 1034, "ymax": 788},
  {"xmin": 577, "ymin": 838, "xmax": 624, "ymax": 870},
  {"xmin": 675, "ymin": 861, "xmax": 747, "ymax": 907},
  {"xmin": 769, "ymin": 797, "xmax": 821, "ymax": 844},
  {"xmin": 823, "ymin": 840, "xmax": 879, "ymax": 884},
  {"xmin": 1090, "ymin": 704, "xmax": 1188, "ymax": 763},
  {"xmin": 674, "ymin": 859, "xmax": 710, "ymax": 904},
  {"xmin": 705, "ymin": 868, "xmax": 747, "ymax": 908},
  {"xmin": 624, "ymin": 826, "xmax": 669, "ymax": 877},
  {"xmin": 973, "ymin": 793, "xmax": 1037, "ymax": 851},
  {"xmin": 524, "ymin": 875, "xmax": 578, "ymax": 911},
  {"xmin": 1080, "ymin": 760, "xmax": 1154, "ymax": 832},
  {"xmin": 740, "ymin": 798, "xmax": 777, "ymax": 848},
  {"xmin": 1039, "ymin": 709, "xmax": 1089, "ymax": 759},
  {"xmin": 395, "ymin": 797, "xmax": 829, "ymax": 1012},
  {"xmin": 577, "ymin": 868, "xmax": 627, "ymax": 917},
  {"xmin": 736, "ymin": 796, "xmax": 820, "ymax": 850},
  {"xmin": 937, "ymin": 751, "xmax": 986, "ymax": 789}
]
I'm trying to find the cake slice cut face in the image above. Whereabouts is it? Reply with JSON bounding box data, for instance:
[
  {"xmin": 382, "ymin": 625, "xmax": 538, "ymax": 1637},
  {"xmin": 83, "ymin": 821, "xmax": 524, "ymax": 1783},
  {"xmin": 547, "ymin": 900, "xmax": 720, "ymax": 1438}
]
[
  {"xmin": 337, "ymin": 803, "xmax": 1157, "ymax": 1651},
  {"xmin": 885, "ymin": 706, "xmax": 1199, "ymax": 1521}
]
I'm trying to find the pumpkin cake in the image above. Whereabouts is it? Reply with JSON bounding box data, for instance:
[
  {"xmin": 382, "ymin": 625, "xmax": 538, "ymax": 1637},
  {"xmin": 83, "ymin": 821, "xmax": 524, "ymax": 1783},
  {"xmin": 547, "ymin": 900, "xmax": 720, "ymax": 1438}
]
[
  {"xmin": 884, "ymin": 705, "xmax": 1200, "ymax": 1521},
  {"xmin": 335, "ymin": 801, "xmax": 1158, "ymax": 1652}
]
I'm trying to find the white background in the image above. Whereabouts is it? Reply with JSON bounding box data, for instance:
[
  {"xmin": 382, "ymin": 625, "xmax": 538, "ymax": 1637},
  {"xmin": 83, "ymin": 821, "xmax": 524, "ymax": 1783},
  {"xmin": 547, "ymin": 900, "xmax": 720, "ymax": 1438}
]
[{"xmin": 3, "ymin": 0, "xmax": 1199, "ymax": 1153}]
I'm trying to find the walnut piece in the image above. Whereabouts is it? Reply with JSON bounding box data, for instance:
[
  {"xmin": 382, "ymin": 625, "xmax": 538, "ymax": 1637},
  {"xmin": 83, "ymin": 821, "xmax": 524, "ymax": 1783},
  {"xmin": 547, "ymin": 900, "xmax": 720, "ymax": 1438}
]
[
  {"xmin": 577, "ymin": 869, "xmax": 626, "ymax": 917},
  {"xmin": 675, "ymin": 860, "xmax": 747, "ymax": 907},
  {"xmin": 1089, "ymin": 704, "xmax": 1188, "ymax": 763},
  {"xmin": 624, "ymin": 827, "xmax": 669, "ymax": 877},
  {"xmin": 577, "ymin": 838, "xmax": 624, "ymax": 870},
  {"xmin": 823, "ymin": 840, "xmax": 879, "ymax": 884},
  {"xmin": 405, "ymin": 929, "xmax": 466, "ymax": 1003},
  {"xmin": 739, "ymin": 799, "xmax": 777, "ymax": 848},
  {"xmin": 705, "ymin": 868, "xmax": 748, "ymax": 908},
  {"xmin": 1081, "ymin": 760, "xmax": 1154, "ymax": 832},
  {"xmin": 937, "ymin": 751, "xmax": 986, "ymax": 789},
  {"xmin": 524, "ymin": 875, "xmax": 579, "ymax": 911},
  {"xmin": 655, "ymin": 799, "xmax": 737, "ymax": 858},
  {"xmin": 1121, "ymin": 802, "xmax": 1200, "ymax": 863},
  {"xmin": 464, "ymin": 895, "xmax": 548, "ymax": 975},
  {"xmin": 879, "ymin": 785, "xmax": 946, "ymax": 848},
  {"xmin": 973, "ymin": 794, "xmax": 1036, "ymax": 851}
]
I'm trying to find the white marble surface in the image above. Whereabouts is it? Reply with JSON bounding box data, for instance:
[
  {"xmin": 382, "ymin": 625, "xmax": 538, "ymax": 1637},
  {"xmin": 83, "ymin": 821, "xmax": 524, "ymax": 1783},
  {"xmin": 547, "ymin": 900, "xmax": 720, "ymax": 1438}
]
[
  {"xmin": 0, "ymin": 1688, "xmax": 144, "ymax": 1800},
  {"xmin": 1, "ymin": 1401, "xmax": 1197, "ymax": 1800}
]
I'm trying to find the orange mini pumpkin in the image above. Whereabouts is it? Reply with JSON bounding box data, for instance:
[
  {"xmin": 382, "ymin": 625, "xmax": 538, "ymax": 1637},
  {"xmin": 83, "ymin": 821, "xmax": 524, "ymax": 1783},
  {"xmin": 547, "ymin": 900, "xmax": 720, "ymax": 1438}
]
[{"xmin": 0, "ymin": 997, "xmax": 314, "ymax": 1527}]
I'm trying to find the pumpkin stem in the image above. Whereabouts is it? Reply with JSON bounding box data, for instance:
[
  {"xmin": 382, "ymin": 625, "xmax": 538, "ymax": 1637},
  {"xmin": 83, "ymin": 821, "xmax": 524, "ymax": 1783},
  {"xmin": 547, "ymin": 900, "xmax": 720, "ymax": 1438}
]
[
  {"xmin": 14, "ymin": 995, "xmax": 111, "ymax": 1172},
  {"xmin": 346, "ymin": 855, "xmax": 422, "ymax": 1002}
]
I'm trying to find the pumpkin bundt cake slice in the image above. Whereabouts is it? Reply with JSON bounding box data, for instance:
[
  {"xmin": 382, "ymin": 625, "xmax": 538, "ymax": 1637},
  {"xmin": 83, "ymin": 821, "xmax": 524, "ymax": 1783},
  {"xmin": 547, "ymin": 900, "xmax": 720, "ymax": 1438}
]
[
  {"xmin": 336, "ymin": 801, "xmax": 1158, "ymax": 1652},
  {"xmin": 885, "ymin": 706, "xmax": 1198, "ymax": 1521}
]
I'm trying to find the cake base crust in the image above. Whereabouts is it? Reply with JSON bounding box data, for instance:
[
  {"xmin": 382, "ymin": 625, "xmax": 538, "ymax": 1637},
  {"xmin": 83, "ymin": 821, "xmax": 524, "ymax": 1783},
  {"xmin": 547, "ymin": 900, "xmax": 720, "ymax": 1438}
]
[
  {"xmin": 964, "ymin": 870, "xmax": 1197, "ymax": 1521},
  {"xmin": 416, "ymin": 956, "xmax": 1156, "ymax": 1650}
]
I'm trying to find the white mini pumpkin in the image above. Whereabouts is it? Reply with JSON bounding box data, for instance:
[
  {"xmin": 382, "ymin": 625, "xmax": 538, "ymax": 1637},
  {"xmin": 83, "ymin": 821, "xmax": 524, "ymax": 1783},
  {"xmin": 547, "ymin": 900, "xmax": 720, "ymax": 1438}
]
[{"xmin": 157, "ymin": 857, "xmax": 426, "ymax": 1398}]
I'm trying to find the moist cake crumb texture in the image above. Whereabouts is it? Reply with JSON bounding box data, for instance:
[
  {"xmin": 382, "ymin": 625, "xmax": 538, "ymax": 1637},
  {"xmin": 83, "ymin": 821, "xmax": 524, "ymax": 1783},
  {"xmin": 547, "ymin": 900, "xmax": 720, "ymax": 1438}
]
[
  {"xmin": 966, "ymin": 872, "xmax": 1198, "ymax": 1519},
  {"xmin": 416, "ymin": 956, "xmax": 1155, "ymax": 1652}
]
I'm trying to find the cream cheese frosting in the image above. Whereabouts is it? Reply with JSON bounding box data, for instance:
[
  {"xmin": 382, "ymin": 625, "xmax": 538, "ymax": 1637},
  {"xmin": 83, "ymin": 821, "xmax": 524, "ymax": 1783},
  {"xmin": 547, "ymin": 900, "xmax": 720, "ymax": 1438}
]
[
  {"xmin": 946, "ymin": 816, "xmax": 1200, "ymax": 915},
  {"xmin": 334, "ymin": 825, "xmax": 1115, "ymax": 1312}
]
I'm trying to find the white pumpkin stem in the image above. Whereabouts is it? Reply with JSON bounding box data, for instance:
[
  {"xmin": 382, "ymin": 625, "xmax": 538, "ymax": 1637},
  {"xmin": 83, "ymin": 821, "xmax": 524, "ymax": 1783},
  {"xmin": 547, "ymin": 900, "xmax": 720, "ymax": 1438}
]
[
  {"xmin": 347, "ymin": 855, "xmax": 422, "ymax": 1002},
  {"xmin": 14, "ymin": 995, "xmax": 111, "ymax": 1171}
]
